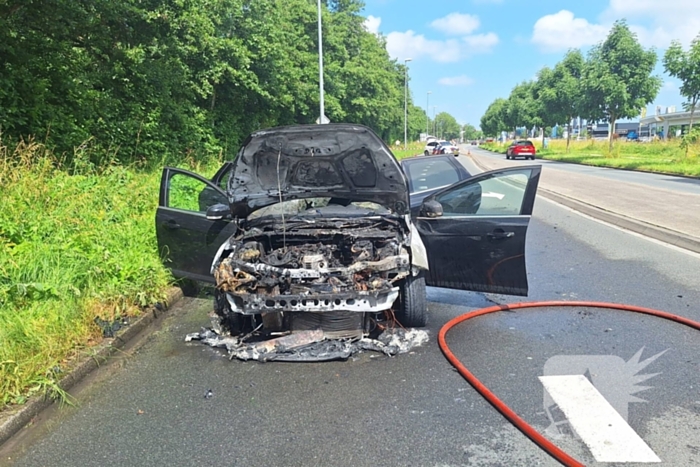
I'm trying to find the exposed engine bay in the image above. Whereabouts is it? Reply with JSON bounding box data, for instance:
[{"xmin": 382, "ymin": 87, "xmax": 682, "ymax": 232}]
[{"xmin": 210, "ymin": 205, "xmax": 414, "ymax": 341}]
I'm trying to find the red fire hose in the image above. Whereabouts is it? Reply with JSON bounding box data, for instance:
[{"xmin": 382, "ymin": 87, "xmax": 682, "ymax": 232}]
[{"xmin": 438, "ymin": 300, "xmax": 700, "ymax": 467}]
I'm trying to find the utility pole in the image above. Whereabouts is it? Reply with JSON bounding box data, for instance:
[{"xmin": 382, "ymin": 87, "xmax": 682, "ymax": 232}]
[
  {"xmin": 426, "ymin": 91, "xmax": 432, "ymax": 138},
  {"xmin": 317, "ymin": 0, "xmax": 326, "ymax": 124},
  {"xmin": 403, "ymin": 58, "xmax": 412, "ymax": 149}
]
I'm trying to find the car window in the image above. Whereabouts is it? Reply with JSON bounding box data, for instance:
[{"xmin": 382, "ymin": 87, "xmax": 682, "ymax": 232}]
[
  {"xmin": 516, "ymin": 141, "xmax": 534, "ymax": 146},
  {"xmin": 167, "ymin": 172, "xmax": 227, "ymax": 212},
  {"xmin": 404, "ymin": 159, "xmax": 460, "ymax": 193},
  {"xmin": 435, "ymin": 168, "xmax": 533, "ymax": 217}
]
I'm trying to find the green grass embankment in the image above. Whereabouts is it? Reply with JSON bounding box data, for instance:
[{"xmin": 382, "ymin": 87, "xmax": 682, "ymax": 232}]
[
  {"xmin": 0, "ymin": 139, "xmax": 221, "ymax": 406},
  {"xmin": 480, "ymin": 139, "xmax": 700, "ymax": 177}
]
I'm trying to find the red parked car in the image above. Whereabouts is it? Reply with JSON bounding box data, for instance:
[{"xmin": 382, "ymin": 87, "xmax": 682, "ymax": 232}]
[{"xmin": 506, "ymin": 140, "xmax": 536, "ymax": 160}]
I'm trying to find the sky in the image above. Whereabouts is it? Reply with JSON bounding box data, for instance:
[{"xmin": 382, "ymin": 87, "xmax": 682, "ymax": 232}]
[{"xmin": 360, "ymin": 0, "xmax": 700, "ymax": 128}]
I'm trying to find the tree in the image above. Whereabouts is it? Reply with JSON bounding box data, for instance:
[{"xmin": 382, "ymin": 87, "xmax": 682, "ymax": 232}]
[
  {"xmin": 462, "ymin": 123, "xmax": 481, "ymax": 141},
  {"xmin": 434, "ymin": 112, "xmax": 460, "ymax": 139},
  {"xmin": 664, "ymin": 35, "xmax": 700, "ymax": 134},
  {"xmin": 503, "ymin": 81, "xmax": 541, "ymax": 138},
  {"xmin": 536, "ymin": 50, "xmax": 585, "ymax": 151},
  {"xmin": 480, "ymin": 98, "xmax": 508, "ymax": 137},
  {"xmin": 0, "ymin": 0, "xmax": 413, "ymax": 163},
  {"xmin": 581, "ymin": 21, "xmax": 661, "ymax": 151}
]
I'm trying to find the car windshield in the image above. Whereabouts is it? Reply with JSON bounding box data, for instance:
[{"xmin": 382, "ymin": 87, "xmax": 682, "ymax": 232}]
[
  {"xmin": 247, "ymin": 198, "xmax": 391, "ymax": 220},
  {"xmin": 439, "ymin": 141, "xmax": 451, "ymax": 146},
  {"xmin": 404, "ymin": 159, "xmax": 460, "ymax": 193},
  {"xmin": 516, "ymin": 141, "xmax": 534, "ymax": 146}
]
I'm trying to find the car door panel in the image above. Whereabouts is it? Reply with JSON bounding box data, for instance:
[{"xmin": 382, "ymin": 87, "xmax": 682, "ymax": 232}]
[
  {"xmin": 416, "ymin": 166, "xmax": 541, "ymax": 296},
  {"xmin": 156, "ymin": 167, "xmax": 237, "ymax": 283}
]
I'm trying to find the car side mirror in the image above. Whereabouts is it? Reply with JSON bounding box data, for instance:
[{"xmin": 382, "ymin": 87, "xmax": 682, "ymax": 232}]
[
  {"xmin": 420, "ymin": 199, "xmax": 443, "ymax": 218},
  {"xmin": 206, "ymin": 203, "xmax": 230, "ymax": 220}
]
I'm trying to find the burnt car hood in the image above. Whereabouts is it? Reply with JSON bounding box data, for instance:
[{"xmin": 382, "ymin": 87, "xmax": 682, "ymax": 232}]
[{"xmin": 227, "ymin": 124, "xmax": 409, "ymax": 217}]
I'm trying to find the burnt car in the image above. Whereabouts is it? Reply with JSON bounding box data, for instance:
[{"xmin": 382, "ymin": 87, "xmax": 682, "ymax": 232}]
[{"xmin": 156, "ymin": 124, "xmax": 541, "ymax": 340}]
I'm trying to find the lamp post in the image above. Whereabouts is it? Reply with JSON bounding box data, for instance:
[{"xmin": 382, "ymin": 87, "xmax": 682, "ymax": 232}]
[
  {"xmin": 426, "ymin": 91, "xmax": 432, "ymax": 138},
  {"xmin": 403, "ymin": 58, "xmax": 412, "ymax": 149},
  {"xmin": 317, "ymin": 0, "xmax": 325, "ymax": 124},
  {"xmin": 432, "ymin": 106, "xmax": 437, "ymax": 135}
]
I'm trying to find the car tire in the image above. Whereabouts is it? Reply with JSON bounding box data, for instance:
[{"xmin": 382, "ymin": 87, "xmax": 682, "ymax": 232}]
[
  {"xmin": 424, "ymin": 150, "xmax": 429, "ymax": 156},
  {"xmin": 506, "ymin": 154, "xmax": 511, "ymax": 159},
  {"xmin": 178, "ymin": 278, "xmax": 201, "ymax": 297},
  {"xmin": 395, "ymin": 273, "xmax": 428, "ymax": 327},
  {"xmin": 214, "ymin": 288, "xmax": 249, "ymax": 335},
  {"xmin": 530, "ymin": 156, "xmax": 535, "ymax": 160}
]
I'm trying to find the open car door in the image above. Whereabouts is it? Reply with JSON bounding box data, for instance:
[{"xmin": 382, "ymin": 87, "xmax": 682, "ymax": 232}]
[
  {"xmin": 155, "ymin": 167, "xmax": 238, "ymax": 283},
  {"xmin": 415, "ymin": 165, "xmax": 541, "ymax": 296}
]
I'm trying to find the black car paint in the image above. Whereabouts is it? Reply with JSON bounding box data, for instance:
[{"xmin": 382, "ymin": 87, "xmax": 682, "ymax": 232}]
[
  {"xmin": 156, "ymin": 168, "xmax": 236, "ymax": 283},
  {"xmin": 414, "ymin": 166, "xmax": 541, "ymax": 296},
  {"xmin": 227, "ymin": 124, "xmax": 409, "ymax": 217}
]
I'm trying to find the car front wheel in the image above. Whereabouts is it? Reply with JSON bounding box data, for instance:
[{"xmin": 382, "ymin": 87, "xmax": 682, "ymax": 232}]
[
  {"xmin": 424, "ymin": 150, "xmax": 429, "ymax": 156},
  {"xmin": 395, "ymin": 274, "xmax": 427, "ymax": 327},
  {"xmin": 214, "ymin": 288, "xmax": 254, "ymax": 335}
]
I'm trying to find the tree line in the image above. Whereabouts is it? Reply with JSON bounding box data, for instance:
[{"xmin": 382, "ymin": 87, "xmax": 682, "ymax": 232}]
[
  {"xmin": 0, "ymin": 0, "xmax": 441, "ymax": 165},
  {"xmin": 480, "ymin": 20, "xmax": 700, "ymax": 152}
]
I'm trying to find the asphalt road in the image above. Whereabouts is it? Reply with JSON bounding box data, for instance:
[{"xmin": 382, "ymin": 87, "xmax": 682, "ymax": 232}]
[{"xmin": 3, "ymin": 170, "xmax": 700, "ymax": 466}]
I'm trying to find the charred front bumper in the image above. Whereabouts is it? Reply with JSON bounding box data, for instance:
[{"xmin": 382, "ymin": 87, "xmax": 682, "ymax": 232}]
[
  {"xmin": 212, "ymin": 216, "xmax": 411, "ymax": 317},
  {"xmin": 215, "ymin": 252, "xmax": 408, "ymax": 314}
]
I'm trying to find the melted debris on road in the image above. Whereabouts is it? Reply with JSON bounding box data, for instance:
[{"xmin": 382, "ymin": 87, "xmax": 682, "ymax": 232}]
[{"xmin": 185, "ymin": 321, "xmax": 429, "ymax": 362}]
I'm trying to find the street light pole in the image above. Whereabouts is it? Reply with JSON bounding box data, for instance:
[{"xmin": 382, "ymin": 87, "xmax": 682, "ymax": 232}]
[
  {"xmin": 403, "ymin": 58, "xmax": 412, "ymax": 150},
  {"xmin": 317, "ymin": 0, "xmax": 325, "ymax": 124},
  {"xmin": 426, "ymin": 91, "xmax": 432, "ymax": 138},
  {"xmin": 432, "ymin": 106, "xmax": 437, "ymax": 135}
]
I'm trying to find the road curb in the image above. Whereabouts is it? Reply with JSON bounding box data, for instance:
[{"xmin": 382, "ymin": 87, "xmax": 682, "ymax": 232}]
[
  {"xmin": 0, "ymin": 287, "xmax": 184, "ymax": 447},
  {"xmin": 468, "ymin": 153, "xmax": 700, "ymax": 255}
]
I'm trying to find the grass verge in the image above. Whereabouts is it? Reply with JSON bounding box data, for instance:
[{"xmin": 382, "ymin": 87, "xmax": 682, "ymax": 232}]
[
  {"xmin": 0, "ymin": 138, "xmax": 221, "ymax": 407},
  {"xmin": 480, "ymin": 139, "xmax": 700, "ymax": 177}
]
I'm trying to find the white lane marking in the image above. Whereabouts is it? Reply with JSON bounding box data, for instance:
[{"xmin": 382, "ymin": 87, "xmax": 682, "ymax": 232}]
[
  {"xmin": 539, "ymin": 197, "xmax": 700, "ymax": 260},
  {"xmin": 539, "ymin": 375, "xmax": 661, "ymax": 463},
  {"xmin": 482, "ymin": 191, "xmax": 505, "ymax": 200}
]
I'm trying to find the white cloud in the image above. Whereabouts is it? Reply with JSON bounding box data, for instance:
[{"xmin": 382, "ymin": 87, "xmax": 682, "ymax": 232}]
[
  {"xmin": 531, "ymin": 10, "xmax": 607, "ymax": 52},
  {"xmin": 532, "ymin": 2, "xmax": 700, "ymax": 53},
  {"xmin": 438, "ymin": 75, "xmax": 475, "ymax": 86},
  {"xmin": 363, "ymin": 15, "xmax": 381, "ymax": 35},
  {"xmin": 430, "ymin": 13, "xmax": 480, "ymax": 36},
  {"xmin": 662, "ymin": 80, "xmax": 679, "ymax": 91},
  {"xmin": 386, "ymin": 31, "xmax": 463, "ymax": 63},
  {"xmin": 603, "ymin": 1, "xmax": 700, "ymax": 47},
  {"xmin": 385, "ymin": 13, "xmax": 499, "ymax": 62},
  {"xmin": 463, "ymin": 32, "xmax": 499, "ymax": 49}
]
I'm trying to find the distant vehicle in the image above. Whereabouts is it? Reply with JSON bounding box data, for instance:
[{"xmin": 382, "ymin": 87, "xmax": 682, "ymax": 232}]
[
  {"xmin": 626, "ymin": 130, "xmax": 639, "ymax": 141},
  {"xmin": 424, "ymin": 140, "xmax": 440, "ymax": 156},
  {"xmin": 470, "ymin": 140, "xmax": 478, "ymax": 145},
  {"xmin": 434, "ymin": 140, "xmax": 459, "ymax": 156},
  {"xmin": 506, "ymin": 140, "xmax": 536, "ymax": 160}
]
